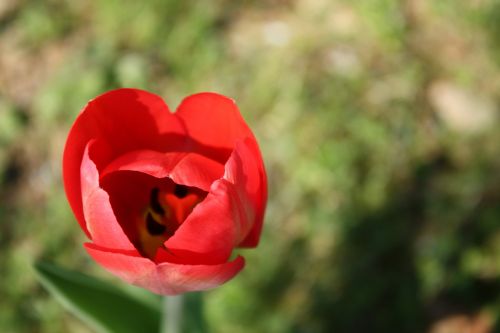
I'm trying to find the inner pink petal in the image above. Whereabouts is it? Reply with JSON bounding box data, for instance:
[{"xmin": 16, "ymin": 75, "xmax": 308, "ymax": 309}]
[
  {"xmin": 81, "ymin": 141, "xmax": 138, "ymax": 252},
  {"xmin": 85, "ymin": 242, "xmax": 245, "ymax": 295},
  {"xmin": 101, "ymin": 150, "xmax": 225, "ymax": 192}
]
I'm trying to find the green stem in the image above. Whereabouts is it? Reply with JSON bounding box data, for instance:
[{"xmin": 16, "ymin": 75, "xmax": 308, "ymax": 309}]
[{"xmin": 162, "ymin": 295, "xmax": 184, "ymax": 333}]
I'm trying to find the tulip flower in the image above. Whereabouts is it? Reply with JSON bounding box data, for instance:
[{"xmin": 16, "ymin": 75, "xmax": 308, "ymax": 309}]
[{"xmin": 63, "ymin": 88, "xmax": 267, "ymax": 295}]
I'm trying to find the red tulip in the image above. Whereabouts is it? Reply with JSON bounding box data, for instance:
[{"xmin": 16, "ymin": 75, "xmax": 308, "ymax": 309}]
[{"xmin": 63, "ymin": 88, "xmax": 267, "ymax": 295}]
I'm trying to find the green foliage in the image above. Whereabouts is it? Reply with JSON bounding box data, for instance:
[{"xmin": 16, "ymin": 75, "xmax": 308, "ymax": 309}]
[{"xmin": 1, "ymin": 1, "xmax": 500, "ymax": 332}]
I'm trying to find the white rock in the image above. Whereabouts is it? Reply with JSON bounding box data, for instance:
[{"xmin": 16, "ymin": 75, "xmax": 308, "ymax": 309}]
[{"xmin": 428, "ymin": 81, "xmax": 497, "ymax": 134}]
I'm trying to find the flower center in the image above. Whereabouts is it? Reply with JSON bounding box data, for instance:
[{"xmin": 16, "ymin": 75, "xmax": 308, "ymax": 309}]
[{"xmin": 137, "ymin": 184, "xmax": 205, "ymax": 259}]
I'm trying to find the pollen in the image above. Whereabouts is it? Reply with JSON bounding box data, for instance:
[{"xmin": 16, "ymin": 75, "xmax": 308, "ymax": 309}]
[
  {"xmin": 145, "ymin": 212, "xmax": 166, "ymax": 235},
  {"xmin": 173, "ymin": 184, "xmax": 189, "ymax": 198}
]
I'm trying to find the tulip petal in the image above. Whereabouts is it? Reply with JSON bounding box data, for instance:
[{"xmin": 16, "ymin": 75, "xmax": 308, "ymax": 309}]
[
  {"xmin": 64, "ymin": 88, "xmax": 186, "ymax": 237},
  {"xmin": 176, "ymin": 93, "xmax": 255, "ymax": 163},
  {"xmin": 224, "ymin": 138, "xmax": 268, "ymax": 247},
  {"xmin": 101, "ymin": 150, "xmax": 224, "ymax": 192},
  {"xmin": 85, "ymin": 243, "xmax": 245, "ymax": 295},
  {"xmin": 158, "ymin": 179, "xmax": 239, "ymax": 265},
  {"xmin": 81, "ymin": 141, "xmax": 138, "ymax": 252}
]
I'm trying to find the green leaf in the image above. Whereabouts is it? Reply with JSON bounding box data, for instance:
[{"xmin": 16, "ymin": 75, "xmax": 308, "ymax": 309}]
[{"xmin": 34, "ymin": 261, "xmax": 161, "ymax": 333}]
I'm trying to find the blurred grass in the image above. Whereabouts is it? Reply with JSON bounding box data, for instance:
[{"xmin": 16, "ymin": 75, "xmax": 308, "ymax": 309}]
[{"xmin": 1, "ymin": 0, "xmax": 500, "ymax": 332}]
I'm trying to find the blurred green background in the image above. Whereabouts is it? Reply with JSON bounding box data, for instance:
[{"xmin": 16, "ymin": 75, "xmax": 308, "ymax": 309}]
[{"xmin": 1, "ymin": 0, "xmax": 500, "ymax": 332}]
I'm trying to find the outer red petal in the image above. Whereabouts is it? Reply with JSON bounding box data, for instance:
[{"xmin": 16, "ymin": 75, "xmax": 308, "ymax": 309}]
[
  {"xmin": 85, "ymin": 243, "xmax": 245, "ymax": 295},
  {"xmin": 101, "ymin": 150, "xmax": 224, "ymax": 192},
  {"xmin": 176, "ymin": 93, "xmax": 255, "ymax": 162},
  {"xmin": 63, "ymin": 88, "xmax": 185, "ymax": 237},
  {"xmin": 224, "ymin": 138, "xmax": 268, "ymax": 247},
  {"xmin": 81, "ymin": 141, "xmax": 138, "ymax": 252}
]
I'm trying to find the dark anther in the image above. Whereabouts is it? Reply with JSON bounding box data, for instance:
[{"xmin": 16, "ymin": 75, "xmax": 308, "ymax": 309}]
[
  {"xmin": 150, "ymin": 187, "xmax": 165, "ymax": 215},
  {"xmin": 173, "ymin": 184, "xmax": 189, "ymax": 198},
  {"xmin": 146, "ymin": 213, "xmax": 166, "ymax": 235}
]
